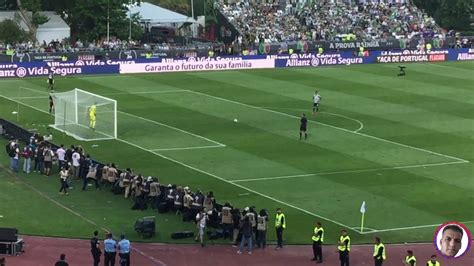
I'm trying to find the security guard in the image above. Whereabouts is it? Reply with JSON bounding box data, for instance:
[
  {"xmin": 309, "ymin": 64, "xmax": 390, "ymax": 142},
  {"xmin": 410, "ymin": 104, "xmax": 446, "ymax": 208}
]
[
  {"xmin": 275, "ymin": 208, "xmax": 286, "ymax": 249},
  {"xmin": 103, "ymin": 233, "xmax": 117, "ymax": 266},
  {"xmin": 373, "ymin": 237, "xmax": 386, "ymax": 266},
  {"xmin": 427, "ymin": 254, "xmax": 440, "ymax": 266},
  {"xmin": 337, "ymin": 229, "xmax": 350, "ymax": 266},
  {"xmin": 404, "ymin": 250, "xmax": 416, "ymax": 266},
  {"xmin": 118, "ymin": 234, "xmax": 131, "ymax": 266},
  {"xmin": 311, "ymin": 221, "xmax": 324, "ymax": 263}
]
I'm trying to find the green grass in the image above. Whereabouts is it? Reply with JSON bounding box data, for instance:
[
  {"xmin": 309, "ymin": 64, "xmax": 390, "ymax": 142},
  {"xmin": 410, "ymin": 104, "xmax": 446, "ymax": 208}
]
[{"xmin": 0, "ymin": 61, "xmax": 473, "ymax": 244}]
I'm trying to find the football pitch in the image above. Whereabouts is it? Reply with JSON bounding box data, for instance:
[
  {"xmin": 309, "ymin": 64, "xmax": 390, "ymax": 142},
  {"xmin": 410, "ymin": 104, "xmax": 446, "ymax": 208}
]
[{"xmin": 0, "ymin": 61, "xmax": 473, "ymax": 244}]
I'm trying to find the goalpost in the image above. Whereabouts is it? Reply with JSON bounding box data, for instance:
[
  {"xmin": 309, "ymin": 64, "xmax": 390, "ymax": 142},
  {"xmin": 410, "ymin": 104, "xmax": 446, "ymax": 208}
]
[{"xmin": 50, "ymin": 88, "xmax": 117, "ymax": 141}]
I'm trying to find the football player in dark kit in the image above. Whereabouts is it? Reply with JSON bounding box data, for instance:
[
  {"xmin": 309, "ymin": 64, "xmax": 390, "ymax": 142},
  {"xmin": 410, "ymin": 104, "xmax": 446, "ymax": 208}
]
[
  {"xmin": 49, "ymin": 95, "xmax": 55, "ymax": 114},
  {"xmin": 398, "ymin": 66, "xmax": 406, "ymax": 76},
  {"xmin": 90, "ymin": 230, "xmax": 101, "ymax": 266},
  {"xmin": 300, "ymin": 113, "xmax": 308, "ymax": 140},
  {"xmin": 48, "ymin": 71, "xmax": 55, "ymax": 91}
]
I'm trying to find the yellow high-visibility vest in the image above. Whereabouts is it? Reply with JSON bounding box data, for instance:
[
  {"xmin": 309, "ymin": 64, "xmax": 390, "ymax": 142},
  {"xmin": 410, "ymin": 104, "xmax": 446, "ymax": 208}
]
[
  {"xmin": 338, "ymin": 236, "xmax": 350, "ymax": 251},
  {"xmin": 373, "ymin": 243, "xmax": 386, "ymax": 260},
  {"xmin": 405, "ymin": 255, "xmax": 416, "ymax": 265},
  {"xmin": 427, "ymin": 261, "xmax": 439, "ymax": 266},
  {"xmin": 311, "ymin": 227, "xmax": 324, "ymax": 242},
  {"xmin": 275, "ymin": 213, "xmax": 286, "ymax": 228}
]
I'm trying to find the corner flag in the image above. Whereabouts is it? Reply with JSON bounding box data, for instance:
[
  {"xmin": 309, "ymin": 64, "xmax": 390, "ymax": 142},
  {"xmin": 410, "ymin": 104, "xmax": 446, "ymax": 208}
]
[
  {"xmin": 360, "ymin": 201, "xmax": 366, "ymax": 214},
  {"xmin": 360, "ymin": 201, "xmax": 366, "ymax": 233}
]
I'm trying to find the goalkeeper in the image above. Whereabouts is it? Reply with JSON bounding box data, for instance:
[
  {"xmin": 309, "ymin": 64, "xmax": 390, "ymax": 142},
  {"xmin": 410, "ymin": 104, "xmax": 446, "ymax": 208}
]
[{"xmin": 88, "ymin": 103, "xmax": 97, "ymax": 130}]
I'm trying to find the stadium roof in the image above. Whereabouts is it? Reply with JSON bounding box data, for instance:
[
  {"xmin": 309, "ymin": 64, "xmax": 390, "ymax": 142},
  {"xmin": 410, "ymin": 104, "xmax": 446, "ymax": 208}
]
[{"xmin": 128, "ymin": 2, "xmax": 195, "ymax": 24}]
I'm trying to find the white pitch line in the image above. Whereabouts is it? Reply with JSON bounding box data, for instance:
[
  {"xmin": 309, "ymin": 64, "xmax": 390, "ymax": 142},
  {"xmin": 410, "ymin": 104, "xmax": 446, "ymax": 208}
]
[
  {"xmin": 321, "ymin": 111, "xmax": 364, "ymax": 133},
  {"xmin": 230, "ymin": 161, "xmax": 469, "ymax": 183},
  {"xmin": 105, "ymin": 89, "xmax": 190, "ymax": 96},
  {"xmin": 262, "ymin": 106, "xmax": 364, "ymax": 133},
  {"xmin": 15, "ymin": 86, "xmax": 225, "ymax": 148},
  {"xmin": 119, "ymin": 111, "xmax": 225, "ymax": 147},
  {"xmin": 116, "ymin": 137, "xmax": 361, "ymax": 234},
  {"xmin": 0, "ymin": 164, "xmax": 166, "ymax": 266},
  {"xmin": 360, "ymin": 221, "xmax": 474, "ymax": 235},
  {"xmin": 11, "ymin": 96, "xmax": 48, "ymax": 100},
  {"xmin": 150, "ymin": 145, "xmax": 224, "ymax": 151},
  {"xmin": 188, "ymin": 90, "xmax": 469, "ymax": 163}
]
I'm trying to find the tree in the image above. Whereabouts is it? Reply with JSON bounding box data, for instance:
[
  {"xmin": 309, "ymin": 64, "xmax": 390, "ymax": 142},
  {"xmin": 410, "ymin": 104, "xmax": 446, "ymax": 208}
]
[
  {"xmin": 413, "ymin": 0, "xmax": 473, "ymax": 31},
  {"xmin": 40, "ymin": 0, "xmax": 144, "ymax": 41},
  {"xmin": 0, "ymin": 19, "xmax": 29, "ymax": 43}
]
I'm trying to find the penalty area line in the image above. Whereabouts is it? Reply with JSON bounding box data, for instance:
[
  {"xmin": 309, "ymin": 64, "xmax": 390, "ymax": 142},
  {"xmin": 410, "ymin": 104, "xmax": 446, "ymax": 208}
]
[
  {"xmin": 231, "ymin": 160, "xmax": 469, "ymax": 183},
  {"xmin": 150, "ymin": 145, "xmax": 225, "ymax": 152}
]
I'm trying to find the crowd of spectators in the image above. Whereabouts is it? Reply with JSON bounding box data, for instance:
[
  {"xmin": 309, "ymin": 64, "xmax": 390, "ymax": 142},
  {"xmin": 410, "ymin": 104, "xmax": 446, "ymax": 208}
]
[
  {"xmin": 0, "ymin": 38, "xmax": 143, "ymax": 54},
  {"xmin": 5, "ymin": 134, "xmax": 270, "ymax": 249},
  {"xmin": 220, "ymin": 0, "xmax": 447, "ymax": 44}
]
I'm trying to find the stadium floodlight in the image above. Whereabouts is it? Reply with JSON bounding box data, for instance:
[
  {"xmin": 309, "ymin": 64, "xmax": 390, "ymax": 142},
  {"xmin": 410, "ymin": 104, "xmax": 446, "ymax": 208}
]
[{"xmin": 50, "ymin": 88, "xmax": 117, "ymax": 141}]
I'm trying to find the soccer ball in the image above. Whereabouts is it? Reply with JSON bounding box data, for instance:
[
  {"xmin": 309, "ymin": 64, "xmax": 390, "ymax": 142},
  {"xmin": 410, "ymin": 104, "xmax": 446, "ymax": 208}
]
[{"xmin": 233, "ymin": 118, "xmax": 238, "ymax": 123}]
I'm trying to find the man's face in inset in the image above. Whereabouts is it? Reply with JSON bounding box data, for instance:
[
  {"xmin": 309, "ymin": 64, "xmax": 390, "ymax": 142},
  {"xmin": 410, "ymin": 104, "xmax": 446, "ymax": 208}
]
[{"xmin": 440, "ymin": 228, "xmax": 463, "ymax": 257}]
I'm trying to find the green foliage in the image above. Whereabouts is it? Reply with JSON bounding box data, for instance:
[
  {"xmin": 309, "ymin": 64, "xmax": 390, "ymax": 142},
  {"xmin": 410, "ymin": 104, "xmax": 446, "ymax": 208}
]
[
  {"xmin": 39, "ymin": 0, "xmax": 144, "ymax": 41},
  {"xmin": 32, "ymin": 11, "xmax": 49, "ymax": 26},
  {"xmin": 0, "ymin": 0, "xmax": 18, "ymax": 10},
  {"xmin": 0, "ymin": 19, "xmax": 29, "ymax": 43},
  {"xmin": 414, "ymin": 0, "xmax": 473, "ymax": 31}
]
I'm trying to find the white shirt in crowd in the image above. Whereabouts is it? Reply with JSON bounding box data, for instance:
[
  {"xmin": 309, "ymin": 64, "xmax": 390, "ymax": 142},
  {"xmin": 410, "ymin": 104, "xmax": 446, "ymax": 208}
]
[
  {"xmin": 57, "ymin": 147, "xmax": 66, "ymax": 161},
  {"xmin": 196, "ymin": 212, "xmax": 208, "ymax": 228},
  {"xmin": 72, "ymin": 151, "xmax": 80, "ymax": 167}
]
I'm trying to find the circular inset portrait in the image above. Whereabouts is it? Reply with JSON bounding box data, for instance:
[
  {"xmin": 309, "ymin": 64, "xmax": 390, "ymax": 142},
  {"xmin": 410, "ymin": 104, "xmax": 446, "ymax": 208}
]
[{"xmin": 434, "ymin": 221, "xmax": 472, "ymax": 258}]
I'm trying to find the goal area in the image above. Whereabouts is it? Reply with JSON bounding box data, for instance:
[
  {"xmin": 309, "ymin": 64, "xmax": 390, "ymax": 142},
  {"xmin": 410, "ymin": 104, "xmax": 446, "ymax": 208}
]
[{"xmin": 50, "ymin": 88, "xmax": 117, "ymax": 141}]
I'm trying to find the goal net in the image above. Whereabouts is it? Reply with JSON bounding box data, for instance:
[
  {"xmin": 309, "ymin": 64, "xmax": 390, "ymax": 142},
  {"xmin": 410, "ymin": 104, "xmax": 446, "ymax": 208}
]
[{"xmin": 51, "ymin": 88, "xmax": 117, "ymax": 141}]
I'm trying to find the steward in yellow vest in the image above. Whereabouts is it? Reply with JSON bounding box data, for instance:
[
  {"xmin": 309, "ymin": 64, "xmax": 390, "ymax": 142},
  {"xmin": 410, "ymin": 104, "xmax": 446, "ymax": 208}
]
[
  {"xmin": 404, "ymin": 250, "xmax": 416, "ymax": 266},
  {"xmin": 275, "ymin": 208, "xmax": 285, "ymax": 249},
  {"xmin": 311, "ymin": 221, "xmax": 324, "ymax": 263},
  {"xmin": 427, "ymin": 254, "xmax": 440, "ymax": 266},
  {"xmin": 338, "ymin": 229, "xmax": 350, "ymax": 266},
  {"xmin": 373, "ymin": 237, "xmax": 386, "ymax": 266}
]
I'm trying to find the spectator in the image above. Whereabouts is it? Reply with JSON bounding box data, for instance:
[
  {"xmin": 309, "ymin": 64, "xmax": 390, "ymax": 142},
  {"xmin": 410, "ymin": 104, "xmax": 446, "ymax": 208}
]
[
  {"xmin": 195, "ymin": 208, "xmax": 209, "ymax": 247},
  {"xmin": 71, "ymin": 148, "xmax": 81, "ymax": 178},
  {"xmin": 10, "ymin": 139, "xmax": 20, "ymax": 173},
  {"xmin": 43, "ymin": 144, "xmax": 54, "ymax": 176},
  {"xmin": 21, "ymin": 145, "xmax": 33, "ymax": 174},
  {"xmin": 56, "ymin": 144, "xmax": 66, "ymax": 172},
  {"xmin": 106, "ymin": 163, "xmax": 118, "ymax": 186},
  {"xmin": 256, "ymin": 209, "xmax": 268, "ymax": 249},
  {"xmin": 203, "ymin": 191, "xmax": 215, "ymax": 212},
  {"xmin": 59, "ymin": 166, "xmax": 69, "ymax": 195},
  {"xmin": 237, "ymin": 216, "xmax": 253, "ymax": 255},
  {"xmin": 86, "ymin": 163, "xmax": 99, "ymax": 189},
  {"xmin": 54, "ymin": 253, "xmax": 68, "ymax": 266},
  {"xmin": 81, "ymin": 154, "xmax": 92, "ymax": 190},
  {"xmin": 221, "ymin": 202, "xmax": 233, "ymax": 240},
  {"xmin": 232, "ymin": 208, "xmax": 242, "ymax": 247},
  {"xmin": 90, "ymin": 230, "xmax": 101, "ymax": 266}
]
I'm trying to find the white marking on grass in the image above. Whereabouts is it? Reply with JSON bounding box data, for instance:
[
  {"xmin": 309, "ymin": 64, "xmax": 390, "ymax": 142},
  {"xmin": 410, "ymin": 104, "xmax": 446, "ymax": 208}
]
[
  {"xmin": 350, "ymin": 227, "xmax": 377, "ymax": 233},
  {"xmin": 10, "ymin": 86, "xmax": 225, "ymax": 148},
  {"xmin": 11, "ymin": 96, "xmax": 48, "ymax": 100},
  {"xmin": 119, "ymin": 111, "xmax": 225, "ymax": 147},
  {"xmin": 262, "ymin": 106, "xmax": 364, "ymax": 133},
  {"xmin": 105, "ymin": 89, "xmax": 190, "ymax": 96},
  {"xmin": 188, "ymin": 90, "xmax": 469, "ymax": 163},
  {"xmin": 230, "ymin": 161, "xmax": 469, "ymax": 183},
  {"xmin": 360, "ymin": 221, "xmax": 474, "ymax": 235},
  {"xmin": 150, "ymin": 145, "xmax": 224, "ymax": 151},
  {"xmin": 0, "ymin": 164, "xmax": 167, "ymax": 266},
  {"xmin": 115, "ymin": 137, "xmax": 361, "ymax": 234}
]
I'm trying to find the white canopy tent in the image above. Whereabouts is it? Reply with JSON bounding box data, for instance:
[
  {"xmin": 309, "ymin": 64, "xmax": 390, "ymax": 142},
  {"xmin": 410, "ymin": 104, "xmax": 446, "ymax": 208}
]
[{"xmin": 128, "ymin": 2, "xmax": 196, "ymax": 25}]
